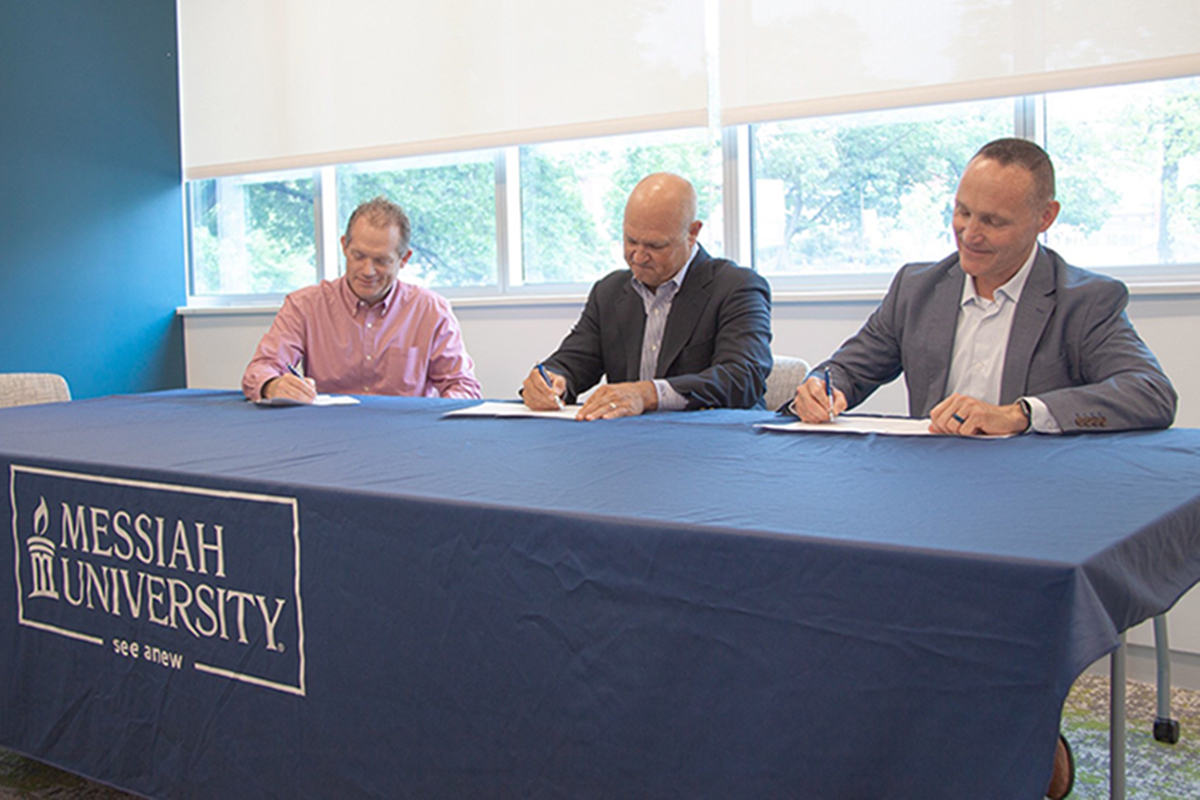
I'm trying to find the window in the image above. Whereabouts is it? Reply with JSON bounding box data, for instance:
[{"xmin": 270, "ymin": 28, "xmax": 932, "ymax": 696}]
[
  {"xmin": 337, "ymin": 151, "xmax": 498, "ymax": 290},
  {"xmin": 1043, "ymin": 75, "xmax": 1200, "ymax": 277},
  {"xmin": 519, "ymin": 129, "xmax": 723, "ymax": 287},
  {"xmin": 184, "ymin": 76, "xmax": 1200, "ymax": 304},
  {"xmin": 188, "ymin": 170, "xmax": 317, "ymax": 297},
  {"xmin": 750, "ymin": 99, "xmax": 1013, "ymax": 287}
]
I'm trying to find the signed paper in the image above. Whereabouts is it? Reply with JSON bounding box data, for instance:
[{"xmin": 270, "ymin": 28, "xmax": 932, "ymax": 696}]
[{"xmin": 443, "ymin": 401, "xmax": 584, "ymax": 421}]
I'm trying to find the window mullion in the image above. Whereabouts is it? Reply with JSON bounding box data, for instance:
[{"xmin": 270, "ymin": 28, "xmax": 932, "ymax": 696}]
[
  {"xmin": 314, "ymin": 166, "xmax": 340, "ymax": 280},
  {"xmin": 722, "ymin": 126, "xmax": 752, "ymax": 268},
  {"xmin": 496, "ymin": 148, "xmax": 522, "ymax": 292},
  {"xmin": 1014, "ymin": 95, "xmax": 1042, "ymax": 143}
]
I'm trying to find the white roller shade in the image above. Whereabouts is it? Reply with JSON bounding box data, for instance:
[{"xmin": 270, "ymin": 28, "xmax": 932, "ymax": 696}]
[
  {"xmin": 179, "ymin": 0, "xmax": 707, "ymax": 179},
  {"xmin": 720, "ymin": 0, "xmax": 1200, "ymax": 125}
]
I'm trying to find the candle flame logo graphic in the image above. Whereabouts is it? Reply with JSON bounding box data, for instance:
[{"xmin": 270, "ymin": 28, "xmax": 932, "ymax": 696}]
[
  {"xmin": 33, "ymin": 496, "xmax": 50, "ymax": 537},
  {"xmin": 27, "ymin": 496, "xmax": 59, "ymax": 599}
]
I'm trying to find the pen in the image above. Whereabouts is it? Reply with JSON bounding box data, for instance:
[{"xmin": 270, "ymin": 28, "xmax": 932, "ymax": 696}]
[
  {"xmin": 824, "ymin": 367, "xmax": 835, "ymax": 421},
  {"xmin": 536, "ymin": 363, "xmax": 564, "ymax": 408},
  {"xmin": 287, "ymin": 362, "xmax": 314, "ymax": 394}
]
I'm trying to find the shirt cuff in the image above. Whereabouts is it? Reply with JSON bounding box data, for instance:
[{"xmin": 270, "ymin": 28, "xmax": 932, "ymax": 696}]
[
  {"xmin": 654, "ymin": 379, "xmax": 687, "ymax": 411},
  {"xmin": 249, "ymin": 376, "xmax": 272, "ymax": 403},
  {"xmin": 1024, "ymin": 396, "xmax": 1061, "ymax": 434}
]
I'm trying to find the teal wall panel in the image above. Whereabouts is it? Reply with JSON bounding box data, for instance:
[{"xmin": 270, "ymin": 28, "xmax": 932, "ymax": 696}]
[{"xmin": 0, "ymin": 0, "xmax": 186, "ymax": 398}]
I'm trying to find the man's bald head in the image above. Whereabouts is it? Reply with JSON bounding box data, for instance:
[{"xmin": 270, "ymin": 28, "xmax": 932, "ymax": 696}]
[
  {"xmin": 626, "ymin": 172, "xmax": 699, "ymax": 229},
  {"xmin": 623, "ymin": 173, "xmax": 702, "ymax": 289}
]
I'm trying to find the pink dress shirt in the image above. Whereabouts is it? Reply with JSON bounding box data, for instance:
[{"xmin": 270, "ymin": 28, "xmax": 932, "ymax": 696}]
[{"xmin": 242, "ymin": 277, "xmax": 482, "ymax": 401}]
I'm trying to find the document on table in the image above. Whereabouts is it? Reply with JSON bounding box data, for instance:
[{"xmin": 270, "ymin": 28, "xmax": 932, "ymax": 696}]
[
  {"xmin": 444, "ymin": 401, "xmax": 583, "ymax": 421},
  {"xmin": 760, "ymin": 415, "xmax": 1014, "ymax": 438},
  {"xmin": 255, "ymin": 394, "xmax": 361, "ymax": 407},
  {"xmin": 759, "ymin": 415, "xmax": 935, "ymax": 436}
]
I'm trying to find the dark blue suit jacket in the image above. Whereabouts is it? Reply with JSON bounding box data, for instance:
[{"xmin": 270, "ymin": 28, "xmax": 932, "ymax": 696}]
[{"xmin": 543, "ymin": 246, "xmax": 773, "ymax": 410}]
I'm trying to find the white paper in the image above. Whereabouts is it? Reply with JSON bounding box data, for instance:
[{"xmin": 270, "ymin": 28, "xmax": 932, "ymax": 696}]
[
  {"xmin": 758, "ymin": 416, "xmax": 935, "ymax": 436},
  {"xmin": 759, "ymin": 415, "xmax": 1014, "ymax": 438},
  {"xmin": 443, "ymin": 401, "xmax": 584, "ymax": 421},
  {"xmin": 255, "ymin": 394, "xmax": 361, "ymax": 407}
]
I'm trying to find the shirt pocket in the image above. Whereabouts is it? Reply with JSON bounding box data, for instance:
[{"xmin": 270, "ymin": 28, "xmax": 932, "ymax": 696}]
[{"xmin": 384, "ymin": 346, "xmax": 431, "ymax": 396}]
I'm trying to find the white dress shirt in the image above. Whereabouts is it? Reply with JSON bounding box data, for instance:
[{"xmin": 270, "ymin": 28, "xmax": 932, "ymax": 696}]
[
  {"xmin": 630, "ymin": 245, "xmax": 699, "ymax": 411},
  {"xmin": 946, "ymin": 243, "xmax": 1059, "ymax": 433}
]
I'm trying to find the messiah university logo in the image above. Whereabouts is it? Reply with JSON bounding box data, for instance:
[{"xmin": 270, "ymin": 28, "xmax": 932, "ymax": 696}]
[{"xmin": 10, "ymin": 465, "xmax": 306, "ymax": 696}]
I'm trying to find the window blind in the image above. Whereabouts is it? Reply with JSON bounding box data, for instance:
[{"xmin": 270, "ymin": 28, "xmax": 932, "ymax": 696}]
[
  {"xmin": 179, "ymin": 0, "xmax": 708, "ymax": 179},
  {"xmin": 720, "ymin": 0, "xmax": 1200, "ymax": 125}
]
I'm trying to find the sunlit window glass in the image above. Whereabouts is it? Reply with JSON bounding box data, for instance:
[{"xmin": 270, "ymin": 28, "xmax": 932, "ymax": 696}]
[
  {"xmin": 751, "ymin": 99, "xmax": 1012, "ymax": 281},
  {"xmin": 1044, "ymin": 75, "xmax": 1200, "ymax": 269},
  {"xmin": 189, "ymin": 170, "xmax": 317, "ymax": 295},
  {"xmin": 336, "ymin": 151, "xmax": 498, "ymax": 289},
  {"xmin": 519, "ymin": 129, "xmax": 722, "ymax": 286}
]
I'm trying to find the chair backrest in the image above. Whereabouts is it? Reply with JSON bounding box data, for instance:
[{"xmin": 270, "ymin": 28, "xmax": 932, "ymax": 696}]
[
  {"xmin": 763, "ymin": 355, "xmax": 810, "ymax": 411},
  {"xmin": 0, "ymin": 373, "xmax": 72, "ymax": 408}
]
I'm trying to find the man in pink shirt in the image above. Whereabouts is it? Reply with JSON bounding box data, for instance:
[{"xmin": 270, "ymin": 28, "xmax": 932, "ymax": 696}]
[{"xmin": 242, "ymin": 197, "xmax": 482, "ymax": 403}]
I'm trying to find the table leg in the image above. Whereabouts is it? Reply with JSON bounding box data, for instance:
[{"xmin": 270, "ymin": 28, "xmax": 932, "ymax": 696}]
[
  {"xmin": 1153, "ymin": 615, "xmax": 1181, "ymax": 743},
  {"xmin": 1110, "ymin": 633, "xmax": 1126, "ymax": 800}
]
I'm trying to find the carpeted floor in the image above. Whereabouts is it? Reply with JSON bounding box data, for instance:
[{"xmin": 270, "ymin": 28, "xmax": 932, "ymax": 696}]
[
  {"xmin": 2, "ymin": 674, "xmax": 1197, "ymax": 798},
  {"xmin": 0, "ymin": 751, "xmax": 137, "ymax": 800},
  {"xmin": 1061, "ymin": 673, "xmax": 1200, "ymax": 799}
]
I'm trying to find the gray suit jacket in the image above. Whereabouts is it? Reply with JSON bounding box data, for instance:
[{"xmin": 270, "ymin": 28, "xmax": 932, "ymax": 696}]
[
  {"xmin": 815, "ymin": 246, "xmax": 1176, "ymax": 432},
  {"xmin": 542, "ymin": 246, "xmax": 773, "ymax": 410}
]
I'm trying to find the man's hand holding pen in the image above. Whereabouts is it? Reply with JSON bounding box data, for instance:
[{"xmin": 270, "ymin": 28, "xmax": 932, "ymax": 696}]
[
  {"xmin": 263, "ymin": 363, "xmax": 318, "ymax": 404},
  {"xmin": 791, "ymin": 373, "xmax": 848, "ymax": 423},
  {"xmin": 522, "ymin": 364, "xmax": 566, "ymax": 410}
]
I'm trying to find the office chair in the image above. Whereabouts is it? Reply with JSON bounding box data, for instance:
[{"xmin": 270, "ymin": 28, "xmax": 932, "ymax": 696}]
[
  {"xmin": 763, "ymin": 355, "xmax": 810, "ymax": 412},
  {"xmin": 0, "ymin": 373, "xmax": 72, "ymax": 408}
]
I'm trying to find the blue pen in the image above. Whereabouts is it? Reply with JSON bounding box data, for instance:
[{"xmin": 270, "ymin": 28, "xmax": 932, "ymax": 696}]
[
  {"xmin": 536, "ymin": 363, "xmax": 564, "ymax": 408},
  {"xmin": 287, "ymin": 363, "xmax": 314, "ymax": 393},
  {"xmin": 824, "ymin": 367, "xmax": 835, "ymax": 421}
]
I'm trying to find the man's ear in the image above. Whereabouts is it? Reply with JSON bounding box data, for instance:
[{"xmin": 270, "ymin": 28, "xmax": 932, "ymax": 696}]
[{"xmin": 1038, "ymin": 200, "xmax": 1061, "ymax": 233}]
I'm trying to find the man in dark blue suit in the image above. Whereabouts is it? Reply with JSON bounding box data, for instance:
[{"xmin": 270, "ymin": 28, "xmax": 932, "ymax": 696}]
[{"xmin": 523, "ymin": 172, "xmax": 772, "ymax": 420}]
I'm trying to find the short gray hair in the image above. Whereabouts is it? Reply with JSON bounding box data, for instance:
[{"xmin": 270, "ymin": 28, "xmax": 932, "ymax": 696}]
[
  {"xmin": 345, "ymin": 196, "xmax": 412, "ymax": 254},
  {"xmin": 973, "ymin": 138, "xmax": 1056, "ymax": 206}
]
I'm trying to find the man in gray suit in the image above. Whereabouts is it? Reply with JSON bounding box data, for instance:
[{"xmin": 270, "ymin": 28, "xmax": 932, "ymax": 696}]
[
  {"xmin": 793, "ymin": 138, "xmax": 1177, "ymax": 798},
  {"xmin": 791, "ymin": 138, "xmax": 1176, "ymax": 438}
]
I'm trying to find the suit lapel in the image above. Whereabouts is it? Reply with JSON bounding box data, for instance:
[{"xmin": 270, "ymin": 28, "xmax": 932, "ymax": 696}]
[
  {"xmin": 922, "ymin": 262, "xmax": 964, "ymax": 410},
  {"xmin": 1001, "ymin": 247, "xmax": 1056, "ymax": 402},
  {"xmin": 657, "ymin": 248, "xmax": 712, "ymax": 376}
]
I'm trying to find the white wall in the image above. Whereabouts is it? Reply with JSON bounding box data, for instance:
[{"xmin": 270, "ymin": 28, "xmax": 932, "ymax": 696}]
[
  {"xmin": 182, "ymin": 288, "xmax": 1200, "ymax": 423},
  {"xmin": 181, "ymin": 288, "xmax": 1200, "ymax": 681}
]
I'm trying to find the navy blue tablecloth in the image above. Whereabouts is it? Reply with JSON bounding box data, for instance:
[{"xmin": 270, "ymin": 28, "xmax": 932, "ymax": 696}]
[{"xmin": 2, "ymin": 391, "xmax": 1199, "ymax": 798}]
